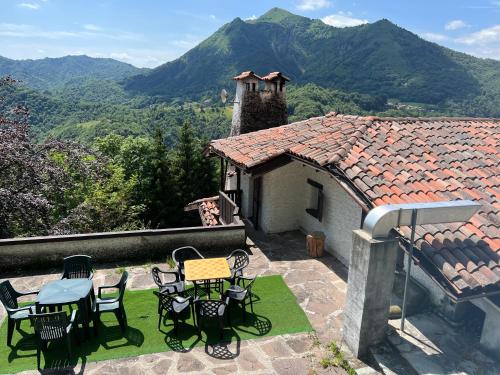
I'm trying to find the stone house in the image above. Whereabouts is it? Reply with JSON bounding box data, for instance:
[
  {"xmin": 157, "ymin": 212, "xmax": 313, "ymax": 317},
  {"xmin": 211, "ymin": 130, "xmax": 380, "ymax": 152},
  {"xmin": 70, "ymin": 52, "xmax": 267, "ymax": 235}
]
[{"xmin": 192, "ymin": 71, "xmax": 500, "ymax": 356}]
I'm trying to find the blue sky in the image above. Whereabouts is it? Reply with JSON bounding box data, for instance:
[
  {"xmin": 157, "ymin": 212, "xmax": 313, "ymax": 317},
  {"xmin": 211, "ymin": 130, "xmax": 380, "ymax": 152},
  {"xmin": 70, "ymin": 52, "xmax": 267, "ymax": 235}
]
[{"xmin": 1, "ymin": 0, "xmax": 500, "ymax": 67}]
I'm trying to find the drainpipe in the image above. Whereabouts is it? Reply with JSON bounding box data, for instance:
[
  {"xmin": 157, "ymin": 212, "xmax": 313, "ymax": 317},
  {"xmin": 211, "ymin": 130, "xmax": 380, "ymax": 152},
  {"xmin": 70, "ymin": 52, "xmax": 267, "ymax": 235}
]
[{"xmin": 343, "ymin": 200, "xmax": 480, "ymax": 358}]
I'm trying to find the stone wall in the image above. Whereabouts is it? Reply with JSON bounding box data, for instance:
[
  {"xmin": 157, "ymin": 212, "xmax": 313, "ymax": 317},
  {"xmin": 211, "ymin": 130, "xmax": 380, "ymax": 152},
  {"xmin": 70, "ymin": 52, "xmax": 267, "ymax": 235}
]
[
  {"xmin": 239, "ymin": 91, "xmax": 287, "ymax": 134},
  {"xmin": 0, "ymin": 222, "xmax": 246, "ymax": 273}
]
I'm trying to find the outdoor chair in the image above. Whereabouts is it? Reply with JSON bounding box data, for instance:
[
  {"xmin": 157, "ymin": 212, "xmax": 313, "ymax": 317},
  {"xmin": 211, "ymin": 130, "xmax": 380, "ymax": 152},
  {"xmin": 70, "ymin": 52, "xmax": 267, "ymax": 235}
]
[
  {"xmin": 224, "ymin": 276, "xmax": 255, "ymax": 322},
  {"xmin": 0, "ymin": 280, "xmax": 40, "ymax": 347},
  {"xmin": 61, "ymin": 255, "xmax": 93, "ymax": 280},
  {"xmin": 154, "ymin": 290, "xmax": 195, "ymax": 334},
  {"xmin": 93, "ymin": 271, "xmax": 128, "ymax": 332},
  {"xmin": 29, "ymin": 310, "xmax": 77, "ymax": 370},
  {"xmin": 172, "ymin": 246, "xmax": 204, "ymax": 281},
  {"xmin": 195, "ymin": 297, "xmax": 229, "ymax": 339},
  {"xmin": 225, "ymin": 249, "xmax": 249, "ymax": 285},
  {"xmin": 151, "ymin": 267, "xmax": 185, "ymax": 296}
]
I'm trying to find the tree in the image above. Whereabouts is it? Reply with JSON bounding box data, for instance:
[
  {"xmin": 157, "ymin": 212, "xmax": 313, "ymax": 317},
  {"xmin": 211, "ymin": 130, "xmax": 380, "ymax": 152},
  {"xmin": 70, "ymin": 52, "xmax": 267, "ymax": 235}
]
[
  {"xmin": 0, "ymin": 77, "xmax": 101, "ymax": 238},
  {"xmin": 144, "ymin": 127, "xmax": 178, "ymax": 228},
  {"xmin": 172, "ymin": 122, "xmax": 218, "ymax": 226}
]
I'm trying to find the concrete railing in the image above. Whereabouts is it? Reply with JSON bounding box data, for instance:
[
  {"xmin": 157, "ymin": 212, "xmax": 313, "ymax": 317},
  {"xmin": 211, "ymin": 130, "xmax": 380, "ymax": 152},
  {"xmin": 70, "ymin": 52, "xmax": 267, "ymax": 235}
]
[{"xmin": 0, "ymin": 221, "xmax": 246, "ymax": 273}]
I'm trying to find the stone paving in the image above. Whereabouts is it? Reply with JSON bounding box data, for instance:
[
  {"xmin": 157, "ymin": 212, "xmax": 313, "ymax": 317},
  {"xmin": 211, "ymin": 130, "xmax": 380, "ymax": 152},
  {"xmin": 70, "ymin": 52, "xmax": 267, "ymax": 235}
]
[{"xmin": 1, "ymin": 230, "xmax": 362, "ymax": 375}]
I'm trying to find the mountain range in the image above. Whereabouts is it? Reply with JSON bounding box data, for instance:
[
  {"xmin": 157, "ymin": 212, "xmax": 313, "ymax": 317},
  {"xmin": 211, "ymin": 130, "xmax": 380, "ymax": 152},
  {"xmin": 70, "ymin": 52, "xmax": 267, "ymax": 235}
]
[
  {"xmin": 0, "ymin": 7, "xmax": 499, "ymax": 145},
  {"xmin": 0, "ymin": 55, "xmax": 145, "ymax": 91},
  {"xmin": 124, "ymin": 8, "xmax": 500, "ymax": 114}
]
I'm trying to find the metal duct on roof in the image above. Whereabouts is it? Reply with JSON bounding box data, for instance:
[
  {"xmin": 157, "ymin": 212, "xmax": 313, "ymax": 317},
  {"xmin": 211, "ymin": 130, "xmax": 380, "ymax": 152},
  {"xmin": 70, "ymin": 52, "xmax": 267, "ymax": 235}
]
[{"xmin": 362, "ymin": 200, "xmax": 481, "ymax": 239}]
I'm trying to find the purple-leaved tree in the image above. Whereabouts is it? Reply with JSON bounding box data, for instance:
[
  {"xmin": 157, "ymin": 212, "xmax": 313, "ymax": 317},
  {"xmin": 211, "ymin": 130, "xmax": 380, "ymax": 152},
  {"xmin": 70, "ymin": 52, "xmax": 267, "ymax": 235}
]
[{"xmin": 0, "ymin": 77, "xmax": 102, "ymax": 238}]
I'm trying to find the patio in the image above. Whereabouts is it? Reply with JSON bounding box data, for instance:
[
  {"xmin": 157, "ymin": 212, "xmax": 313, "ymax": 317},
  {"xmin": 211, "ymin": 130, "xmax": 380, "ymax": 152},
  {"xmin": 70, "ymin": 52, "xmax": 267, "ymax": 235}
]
[
  {"xmin": 2, "ymin": 229, "xmax": 495, "ymax": 374},
  {"xmin": 1, "ymin": 230, "xmax": 359, "ymax": 374}
]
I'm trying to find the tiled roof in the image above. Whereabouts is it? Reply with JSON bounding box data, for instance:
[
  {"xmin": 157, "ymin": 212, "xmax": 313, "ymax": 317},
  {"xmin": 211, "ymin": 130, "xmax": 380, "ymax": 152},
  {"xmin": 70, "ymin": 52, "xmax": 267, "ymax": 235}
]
[
  {"xmin": 184, "ymin": 196, "xmax": 220, "ymax": 226},
  {"xmin": 261, "ymin": 72, "xmax": 290, "ymax": 81},
  {"xmin": 209, "ymin": 113, "xmax": 500, "ymax": 299},
  {"xmin": 233, "ymin": 71, "xmax": 262, "ymax": 81}
]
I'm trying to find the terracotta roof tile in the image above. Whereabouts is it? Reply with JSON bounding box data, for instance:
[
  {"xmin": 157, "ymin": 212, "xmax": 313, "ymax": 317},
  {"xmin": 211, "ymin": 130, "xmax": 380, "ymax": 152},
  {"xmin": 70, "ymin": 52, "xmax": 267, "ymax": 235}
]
[{"xmin": 210, "ymin": 114, "xmax": 500, "ymax": 299}]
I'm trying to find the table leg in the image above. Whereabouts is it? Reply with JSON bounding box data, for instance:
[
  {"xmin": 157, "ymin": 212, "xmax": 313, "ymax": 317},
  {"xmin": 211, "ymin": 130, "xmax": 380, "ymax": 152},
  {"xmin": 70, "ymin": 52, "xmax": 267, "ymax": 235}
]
[{"xmin": 79, "ymin": 298, "xmax": 90, "ymax": 339}]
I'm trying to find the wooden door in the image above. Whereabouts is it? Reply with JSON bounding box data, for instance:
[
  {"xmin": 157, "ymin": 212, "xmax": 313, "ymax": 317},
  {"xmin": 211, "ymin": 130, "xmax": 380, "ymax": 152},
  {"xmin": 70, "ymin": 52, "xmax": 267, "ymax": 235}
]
[{"xmin": 251, "ymin": 177, "xmax": 262, "ymax": 229}]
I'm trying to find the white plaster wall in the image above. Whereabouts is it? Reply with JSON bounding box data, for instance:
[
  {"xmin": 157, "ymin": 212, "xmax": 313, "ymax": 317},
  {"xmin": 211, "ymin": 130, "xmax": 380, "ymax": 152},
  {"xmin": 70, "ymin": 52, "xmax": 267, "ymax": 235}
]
[
  {"xmin": 297, "ymin": 164, "xmax": 362, "ymax": 266},
  {"xmin": 259, "ymin": 161, "xmax": 306, "ymax": 233},
  {"xmin": 254, "ymin": 160, "xmax": 363, "ymax": 266},
  {"xmin": 405, "ymin": 252, "xmax": 447, "ymax": 306},
  {"xmin": 240, "ymin": 172, "xmax": 252, "ymax": 217}
]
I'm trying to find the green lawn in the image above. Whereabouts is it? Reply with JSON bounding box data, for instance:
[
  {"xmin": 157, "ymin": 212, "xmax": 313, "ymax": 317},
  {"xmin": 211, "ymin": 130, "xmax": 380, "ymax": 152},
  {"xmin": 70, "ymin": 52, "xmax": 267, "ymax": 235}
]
[{"xmin": 0, "ymin": 275, "xmax": 311, "ymax": 373}]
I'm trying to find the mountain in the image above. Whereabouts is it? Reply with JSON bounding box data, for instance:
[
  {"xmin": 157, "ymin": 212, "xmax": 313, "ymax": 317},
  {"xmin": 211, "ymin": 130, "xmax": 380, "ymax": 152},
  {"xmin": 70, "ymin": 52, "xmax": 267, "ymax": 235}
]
[
  {"xmin": 124, "ymin": 8, "xmax": 500, "ymax": 116},
  {"xmin": 0, "ymin": 55, "xmax": 146, "ymax": 91}
]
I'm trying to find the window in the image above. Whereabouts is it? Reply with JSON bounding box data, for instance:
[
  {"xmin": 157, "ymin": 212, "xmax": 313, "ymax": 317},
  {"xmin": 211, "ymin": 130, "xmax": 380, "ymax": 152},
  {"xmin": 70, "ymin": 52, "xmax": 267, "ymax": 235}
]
[
  {"xmin": 245, "ymin": 83, "xmax": 250, "ymax": 91},
  {"xmin": 252, "ymin": 82, "xmax": 256, "ymax": 92},
  {"xmin": 306, "ymin": 179, "xmax": 323, "ymax": 221}
]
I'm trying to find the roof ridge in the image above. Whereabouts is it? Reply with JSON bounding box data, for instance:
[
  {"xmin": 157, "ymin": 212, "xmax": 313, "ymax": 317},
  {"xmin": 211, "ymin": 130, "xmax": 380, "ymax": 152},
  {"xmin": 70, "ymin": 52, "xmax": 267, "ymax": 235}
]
[{"xmin": 325, "ymin": 112, "xmax": 500, "ymax": 122}]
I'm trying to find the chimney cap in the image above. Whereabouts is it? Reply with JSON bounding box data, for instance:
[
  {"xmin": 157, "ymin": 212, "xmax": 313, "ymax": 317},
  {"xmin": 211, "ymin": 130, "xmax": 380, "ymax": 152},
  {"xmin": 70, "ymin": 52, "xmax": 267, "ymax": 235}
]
[
  {"xmin": 233, "ymin": 71, "xmax": 262, "ymax": 80},
  {"xmin": 261, "ymin": 72, "xmax": 290, "ymax": 82}
]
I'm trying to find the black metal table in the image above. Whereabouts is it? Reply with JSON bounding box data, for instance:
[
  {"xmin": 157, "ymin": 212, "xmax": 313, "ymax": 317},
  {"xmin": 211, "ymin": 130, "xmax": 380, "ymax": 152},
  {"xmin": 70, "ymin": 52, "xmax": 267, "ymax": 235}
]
[{"xmin": 36, "ymin": 279, "xmax": 94, "ymax": 338}]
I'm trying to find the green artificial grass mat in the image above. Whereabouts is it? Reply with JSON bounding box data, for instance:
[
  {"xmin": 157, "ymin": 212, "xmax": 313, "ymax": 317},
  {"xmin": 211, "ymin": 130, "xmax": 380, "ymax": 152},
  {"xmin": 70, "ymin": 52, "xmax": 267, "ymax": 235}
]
[{"xmin": 0, "ymin": 275, "xmax": 311, "ymax": 373}]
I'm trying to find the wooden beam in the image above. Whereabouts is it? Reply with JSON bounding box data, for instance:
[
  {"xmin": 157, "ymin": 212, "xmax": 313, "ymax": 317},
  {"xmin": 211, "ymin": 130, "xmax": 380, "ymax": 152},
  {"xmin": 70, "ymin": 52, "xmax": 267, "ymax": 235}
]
[{"xmin": 247, "ymin": 154, "xmax": 292, "ymax": 176}]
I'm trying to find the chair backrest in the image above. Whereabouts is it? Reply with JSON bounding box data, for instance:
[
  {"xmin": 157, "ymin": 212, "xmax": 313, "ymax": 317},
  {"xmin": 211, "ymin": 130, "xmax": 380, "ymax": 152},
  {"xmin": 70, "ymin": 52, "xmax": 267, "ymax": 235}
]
[
  {"xmin": 30, "ymin": 312, "xmax": 69, "ymax": 341},
  {"xmin": 155, "ymin": 291, "xmax": 175, "ymax": 312},
  {"xmin": 151, "ymin": 267, "xmax": 163, "ymax": 288},
  {"xmin": 0, "ymin": 281, "xmax": 19, "ymax": 311},
  {"xmin": 62, "ymin": 255, "xmax": 93, "ymax": 279},
  {"xmin": 172, "ymin": 247, "xmax": 204, "ymax": 278},
  {"xmin": 227, "ymin": 249, "xmax": 249, "ymax": 273},
  {"xmin": 117, "ymin": 271, "xmax": 128, "ymax": 303},
  {"xmin": 197, "ymin": 299, "xmax": 226, "ymax": 318}
]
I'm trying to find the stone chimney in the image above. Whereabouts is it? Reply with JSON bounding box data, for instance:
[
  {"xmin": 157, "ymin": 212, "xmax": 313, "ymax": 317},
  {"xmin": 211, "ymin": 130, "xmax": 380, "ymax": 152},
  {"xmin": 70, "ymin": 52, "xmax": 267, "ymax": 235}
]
[{"xmin": 230, "ymin": 71, "xmax": 289, "ymax": 136}]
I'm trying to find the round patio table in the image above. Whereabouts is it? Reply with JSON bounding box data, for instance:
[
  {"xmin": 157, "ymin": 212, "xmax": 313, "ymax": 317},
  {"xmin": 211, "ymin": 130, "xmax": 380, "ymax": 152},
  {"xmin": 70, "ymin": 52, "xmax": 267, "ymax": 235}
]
[{"xmin": 36, "ymin": 279, "xmax": 94, "ymax": 338}]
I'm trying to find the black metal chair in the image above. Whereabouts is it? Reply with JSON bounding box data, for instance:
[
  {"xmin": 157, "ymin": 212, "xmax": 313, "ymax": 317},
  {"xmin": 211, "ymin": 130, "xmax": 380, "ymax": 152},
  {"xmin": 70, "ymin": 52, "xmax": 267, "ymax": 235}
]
[
  {"xmin": 154, "ymin": 291, "xmax": 195, "ymax": 334},
  {"xmin": 151, "ymin": 267, "xmax": 185, "ymax": 295},
  {"xmin": 29, "ymin": 310, "xmax": 77, "ymax": 370},
  {"xmin": 0, "ymin": 280, "xmax": 39, "ymax": 347},
  {"xmin": 171, "ymin": 246, "xmax": 204, "ymax": 281},
  {"xmin": 224, "ymin": 276, "xmax": 256, "ymax": 322},
  {"xmin": 61, "ymin": 255, "xmax": 93, "ymax": 280},
  {"xmin": 93, "ymin": 271, "xmax": 128, "ymax": 332},
  {"xmin": 195, "ymin": 297, "xmax": 229, "ymax": 340},
  {"xmin": 225, "ymin": 249, "xmax": 249, "ymax": 285}
]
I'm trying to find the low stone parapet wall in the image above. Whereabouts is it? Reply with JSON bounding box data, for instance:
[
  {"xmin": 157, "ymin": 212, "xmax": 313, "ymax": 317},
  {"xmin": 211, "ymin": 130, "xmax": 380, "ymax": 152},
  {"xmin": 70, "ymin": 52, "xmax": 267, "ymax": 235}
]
[{"xmin": 0, "ymin": 222, "xmax": 246, "ymax": 273}]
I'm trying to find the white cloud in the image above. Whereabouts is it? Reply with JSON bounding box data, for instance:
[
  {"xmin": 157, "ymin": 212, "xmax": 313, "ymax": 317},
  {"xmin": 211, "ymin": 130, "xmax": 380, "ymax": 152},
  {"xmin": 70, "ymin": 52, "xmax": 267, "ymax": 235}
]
[
  {"xmin": 245, "ymin": 15, "xmax": 257, "ymax": 21},
  {"xmin": 445, "ymin": 20, "xmax": 468, "ymax": 31},
  {"xmin": 421, "ymin": 32, "xmax": 449, "ymax": 42},
  {"xmin": 83, "ymin": 24, "xmax": 102, "ymax": 31},
  {"xmin": 321, "ymin": 12, "xmax": 368, "ymax": 28},
  {"xmin": 457, "ymin": 25, "xmax": 500, "ymax": 45},
  {"xmin": 0, "ymin": 23, "xmax": 142, "ymax": 41},
  {"xmin": 297, "ymin": 0, "xmax": 330, "ymax": 11},
  {"xmin": 18, "ymin": 2, "xmax": 40, "ymax": 10}
]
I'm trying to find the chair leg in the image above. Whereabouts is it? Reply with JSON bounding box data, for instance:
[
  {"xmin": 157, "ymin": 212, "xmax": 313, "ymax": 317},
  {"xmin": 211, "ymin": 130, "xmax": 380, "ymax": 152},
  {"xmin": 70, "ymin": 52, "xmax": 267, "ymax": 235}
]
[
  {"xmin": 115, "ymin": 309, "xmax": 126, "ymax": 332},
  {"xmin": 7, "ymin": 318, "xmax": 15, "ymax": 347},
  {"xmin": 173, "ymin": 315, "xmax": 179, "ymax": 335},
  {"xmin": 121, "ymin": 306, "xmax": 128, "ymax": 330},
  {"xmin": 36, "ymin": 347, "xmax": 41, "ymax": 370},
  {"xmin": 66, "ymin": 335, "xmax": 72, "ymax": 363},
  {"xmin": 158, "ymin": 310, "xmax": 163, "ymax": 330},
  {"xmin": 250, "ymin": 294, "xmax": 254, "ymax": 313},
  {"xmin": 218, "ymin": 317, "xmax": 224, "ymax": 340}
]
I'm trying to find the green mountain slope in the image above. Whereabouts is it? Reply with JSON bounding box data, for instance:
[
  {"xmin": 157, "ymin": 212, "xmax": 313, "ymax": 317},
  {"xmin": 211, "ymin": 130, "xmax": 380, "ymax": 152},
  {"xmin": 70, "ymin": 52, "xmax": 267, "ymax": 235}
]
[
  {"xmin": 124, "ymin": 8, "xmax": 500, "ymax": 116},
  {"xmin": 0, "ymin": 55, "xmax": 146, "ymax": 91}
]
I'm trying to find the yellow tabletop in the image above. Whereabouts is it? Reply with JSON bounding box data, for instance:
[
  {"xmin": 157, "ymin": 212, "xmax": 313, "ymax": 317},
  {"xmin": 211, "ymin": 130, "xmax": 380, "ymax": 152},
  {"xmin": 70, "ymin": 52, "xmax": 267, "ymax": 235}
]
[{"xmin": 184, "ymin": 258, "xmax": 231, "ymax": 282}]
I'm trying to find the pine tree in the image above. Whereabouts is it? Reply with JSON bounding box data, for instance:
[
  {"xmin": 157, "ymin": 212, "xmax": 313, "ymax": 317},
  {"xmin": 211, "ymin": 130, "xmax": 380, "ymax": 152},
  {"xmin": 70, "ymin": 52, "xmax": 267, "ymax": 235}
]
[
  {"xmin": 145, "ymin": 127, "xmax": 177, "ymax": 228},
  {"xmin": 173, "ymin": 122, "xmax": 218, "ymax": 226}
]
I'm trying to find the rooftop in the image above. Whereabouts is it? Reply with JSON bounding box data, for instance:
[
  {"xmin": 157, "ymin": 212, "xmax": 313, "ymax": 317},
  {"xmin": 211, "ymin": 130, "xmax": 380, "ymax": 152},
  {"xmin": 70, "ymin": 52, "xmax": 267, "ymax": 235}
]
[
  {"xmin": 209, "ymin": 113, "xmax": 500, "ymax": 299},
  {"xmin": 232, "ymin": 71, "xmax": 262, "ymax": 81},
  {"xmin": 261, "ymin": 72, "xmax": 290, "ymax": 81}
]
